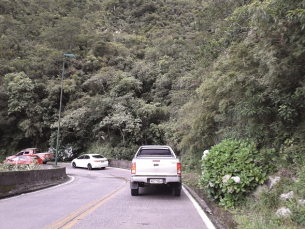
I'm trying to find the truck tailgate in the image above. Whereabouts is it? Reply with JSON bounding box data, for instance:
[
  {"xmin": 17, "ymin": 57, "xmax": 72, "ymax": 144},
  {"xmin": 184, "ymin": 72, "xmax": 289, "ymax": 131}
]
[{"xmin": 133, "ymin": 157, "xmax": 179, "ymax": 176}]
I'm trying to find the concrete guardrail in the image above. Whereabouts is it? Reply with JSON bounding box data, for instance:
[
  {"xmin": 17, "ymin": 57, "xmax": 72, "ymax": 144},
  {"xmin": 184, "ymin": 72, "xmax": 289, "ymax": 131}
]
[
  {"xmin": 109, "ymin": 159, "xmax": 131, "ymax": 170},
  {"xmin": 0, "ymin": 167, "xmax": 68, "ymax": 198}
]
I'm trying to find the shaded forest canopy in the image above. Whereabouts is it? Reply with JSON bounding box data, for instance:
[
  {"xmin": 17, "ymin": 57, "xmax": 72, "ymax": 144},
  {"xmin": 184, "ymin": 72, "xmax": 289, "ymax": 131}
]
[{"xmin": 0, "ymin": 0, "xmax": 305, "ymax": 169}]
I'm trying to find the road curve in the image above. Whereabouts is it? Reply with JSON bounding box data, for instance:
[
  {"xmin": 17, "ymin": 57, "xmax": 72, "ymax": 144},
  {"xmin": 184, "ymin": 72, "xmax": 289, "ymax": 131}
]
[{"xmin": 0, "ymin": 163, "xmax": 215, "ymax": 229}]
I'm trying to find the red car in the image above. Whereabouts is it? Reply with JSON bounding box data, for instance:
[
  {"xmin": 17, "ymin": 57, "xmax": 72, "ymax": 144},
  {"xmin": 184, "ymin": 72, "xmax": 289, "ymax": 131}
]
[
  {"xmin": 6, "ymin": 148, "xmax": 54, "ymax": 164},
  {"xmin": 4, "ymin": 155, "xmax": 43, "ymax": 165}
]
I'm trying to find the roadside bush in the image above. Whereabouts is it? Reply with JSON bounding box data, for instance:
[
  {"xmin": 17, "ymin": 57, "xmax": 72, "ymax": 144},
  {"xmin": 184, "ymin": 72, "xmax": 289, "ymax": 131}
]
[
  {"xmin": 110, "ymin": 145, "xmax": 138, "ymax": 160},
  {"xmin": 0, "ymin": 161, "xmax": 41, "ymax": 171},
  {"xmin": 86, "ymin": 142, "xmax": 137, "ymax": 160},
  {"xmin": 289, "ymin": 164, "xmax": 305, "ymax": 226},
  {"xmin": 181, "ymin": 152, "xmax": 201, "ymax": 173},
  {"xmin": 291, "ymin": 205, "xmax": 305, "ymax": 226},
  {"xmin": 295, "ymin": 165, "xmax": 305, "ymax": 199},
  {"xmin": 50, "ymin": 147, "xmax": 74, "ymax": 162},
  {"xmin": 86, "ymin": 142, "xmax": 113, "ymax": 159},
  {"xmin": 199, "ymin": 139, "xmax": 269, "ymax": 208}
]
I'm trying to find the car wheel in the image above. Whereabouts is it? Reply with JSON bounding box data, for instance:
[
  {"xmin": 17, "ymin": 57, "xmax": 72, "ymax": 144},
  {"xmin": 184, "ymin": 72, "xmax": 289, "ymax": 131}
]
[
  {"xmin": 72, "ymin": 162, "xmax": 76, "ymax": 168},
  {"xmin": 87, "ymin": 163, "xmax": 92, "ymax": 170},
  {"xmin": 101, "ymin": 167, "xmax": 105, "ymax": 170},
  {"xmin": 131, "ymin": 188, "xmax": 139, "ymax": 196}
]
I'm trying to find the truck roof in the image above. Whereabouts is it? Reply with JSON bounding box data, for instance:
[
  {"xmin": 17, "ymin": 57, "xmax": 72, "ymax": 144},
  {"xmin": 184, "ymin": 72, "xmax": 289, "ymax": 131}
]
[{"xmin": 139, "ymin": 145, "xmax": 173, "ymax": 149}]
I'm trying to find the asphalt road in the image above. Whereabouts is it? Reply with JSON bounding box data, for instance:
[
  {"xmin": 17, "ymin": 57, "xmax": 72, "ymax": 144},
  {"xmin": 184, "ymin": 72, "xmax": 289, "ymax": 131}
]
[{"xmin": 0, "ymin": 163, "xmax": 215, "ymax": 229}]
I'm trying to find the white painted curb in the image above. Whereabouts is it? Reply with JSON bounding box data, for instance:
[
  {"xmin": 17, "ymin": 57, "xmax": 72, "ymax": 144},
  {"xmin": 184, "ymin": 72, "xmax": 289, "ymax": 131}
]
[{"xmin": 182, "ymin": 186, "xmax": 216, "ymax": 229}]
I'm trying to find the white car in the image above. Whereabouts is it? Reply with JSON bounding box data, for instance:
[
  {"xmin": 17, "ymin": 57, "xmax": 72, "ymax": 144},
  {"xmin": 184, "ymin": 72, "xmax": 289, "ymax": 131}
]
[{"xmin": 71, "ymin": 154, "xmax": 108, "ymax": 170}]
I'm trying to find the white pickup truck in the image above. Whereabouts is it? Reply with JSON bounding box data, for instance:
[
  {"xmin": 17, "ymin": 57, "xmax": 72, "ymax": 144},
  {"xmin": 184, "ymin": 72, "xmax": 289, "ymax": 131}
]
[{"xmin": 130, "ymin": 145, "xmax": 182, "ymax": 196}]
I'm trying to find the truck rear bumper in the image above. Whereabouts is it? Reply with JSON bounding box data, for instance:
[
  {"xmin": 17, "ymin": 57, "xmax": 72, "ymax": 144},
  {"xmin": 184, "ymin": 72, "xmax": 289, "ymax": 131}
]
[{"xmin": 130, "ymin": 176, "xmax": 181, "ymax": 184}]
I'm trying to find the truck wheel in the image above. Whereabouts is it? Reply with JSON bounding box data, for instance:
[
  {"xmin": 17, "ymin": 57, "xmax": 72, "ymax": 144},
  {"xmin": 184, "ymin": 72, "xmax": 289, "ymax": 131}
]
[
  {"xmin": 131, "ymin": 188, "xmax": 139, "ymax": 196},
  {"xmin": 72, "ymin": 162, "xmax": 76, "ymax": 168},
  {"xmin": 87, "ymin": 164, "xmax": 92, "ymax": 170},
  {"xmin": 172, "ymin": 185, "xmax": 181, "ymax": 196}
]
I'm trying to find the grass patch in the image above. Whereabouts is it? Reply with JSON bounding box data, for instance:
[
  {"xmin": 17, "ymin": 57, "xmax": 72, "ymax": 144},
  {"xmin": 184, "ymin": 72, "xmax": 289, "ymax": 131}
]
[
  {"xmin": 232, "ymin": 169, "xmax": 305, "ymax": 229},
  {"xmin": 182, "ymin": 166, "xmax": 305, "ymax": 229}
]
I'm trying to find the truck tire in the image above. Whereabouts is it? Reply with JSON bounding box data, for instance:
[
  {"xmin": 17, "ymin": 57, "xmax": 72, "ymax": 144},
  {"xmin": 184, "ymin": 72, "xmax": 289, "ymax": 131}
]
[
  {"xmin": 172, "ymin": 183, "xmax": 181, "ymax": 196},
  {"xmin": 131, "ymin": 188, "xmax": 139, "ymax": 196}
]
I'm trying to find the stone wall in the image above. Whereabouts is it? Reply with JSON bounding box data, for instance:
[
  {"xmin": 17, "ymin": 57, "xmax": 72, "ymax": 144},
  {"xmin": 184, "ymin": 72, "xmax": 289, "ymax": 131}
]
[
  {"xmin": 109, "ymin": 159, "xmax": 131, "ymax": 170},
  {"xmin": 0, "ymin": 167, "xmax": 68, "ymax": 198}
]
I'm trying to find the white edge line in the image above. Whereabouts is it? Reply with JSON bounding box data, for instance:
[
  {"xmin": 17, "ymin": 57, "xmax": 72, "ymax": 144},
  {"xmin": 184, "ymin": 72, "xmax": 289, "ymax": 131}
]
[
  {"xmin": 1, "ymin": 175, "xmax": 75, "ymax": 201},
  {"xmin": 182, "ymin": 186, "xmax": 216, "ymax": 229}
]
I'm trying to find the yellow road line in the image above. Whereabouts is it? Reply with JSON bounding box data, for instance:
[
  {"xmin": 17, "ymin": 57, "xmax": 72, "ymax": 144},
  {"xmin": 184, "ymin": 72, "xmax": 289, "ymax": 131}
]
[{"xmin": 44, "ymin": 177, "xmax": 128, "ymax": 229}]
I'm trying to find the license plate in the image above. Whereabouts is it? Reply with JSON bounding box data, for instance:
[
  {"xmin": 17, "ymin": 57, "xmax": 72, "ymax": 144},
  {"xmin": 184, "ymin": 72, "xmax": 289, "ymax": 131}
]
[{"xmin": 150, "ymin": 179, "xmax": 163, "ymax": 184}]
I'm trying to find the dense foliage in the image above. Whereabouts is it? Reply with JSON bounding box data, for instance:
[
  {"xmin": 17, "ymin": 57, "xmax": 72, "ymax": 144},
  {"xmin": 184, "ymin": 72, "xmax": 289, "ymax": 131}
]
[
  {"xmin": 177, "ymin": 0, "xmax": 305, "ymax": 170},
  {"xmin": 1, "ymin": 0, "xmax": 305, "ymax": 169}
]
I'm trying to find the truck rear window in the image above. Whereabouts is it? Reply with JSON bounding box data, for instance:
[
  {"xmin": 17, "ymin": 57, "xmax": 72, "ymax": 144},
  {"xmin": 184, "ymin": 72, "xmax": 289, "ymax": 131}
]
[{"xmin": 138, "ymin": 149, "xmax": 172, "ymax": 156}]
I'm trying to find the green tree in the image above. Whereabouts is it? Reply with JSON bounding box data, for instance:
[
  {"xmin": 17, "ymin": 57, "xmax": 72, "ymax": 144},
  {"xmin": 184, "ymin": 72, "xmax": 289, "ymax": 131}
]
[
  {"xmin": 136, "ymin": 102, "xmax": 168, "ymax": 145},
  {"xmin": 100, "ymin": 103, "xmax": 142, "ymax": 145},
  {"xmin": 4, "ymin": 72, "xmax": 35, "ymax": 115}
]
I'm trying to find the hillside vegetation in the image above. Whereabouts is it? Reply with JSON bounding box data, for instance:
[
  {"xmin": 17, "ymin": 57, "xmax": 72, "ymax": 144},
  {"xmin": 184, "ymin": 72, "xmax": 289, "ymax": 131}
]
[
  {"xmin": 1, "ymin": 0, "xmax": 305, "ymax": 227},
  {"xmin": 0, "ymin": 0, "xmax": 207, "ymax": 158},
  {"xmin": 0, "ymin": 0, "xmax": 304, "ymax": 173},
  {"xmin": 1, "ymin": 0, "xmax": 302, "ymax": 163}
]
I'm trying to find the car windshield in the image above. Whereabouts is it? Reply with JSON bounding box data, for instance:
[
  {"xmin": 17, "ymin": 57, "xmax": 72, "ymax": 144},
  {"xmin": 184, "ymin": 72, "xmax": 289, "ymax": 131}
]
[{"xmin": 92, "ymin": 155, "xmax": 104, "ymax": 158}]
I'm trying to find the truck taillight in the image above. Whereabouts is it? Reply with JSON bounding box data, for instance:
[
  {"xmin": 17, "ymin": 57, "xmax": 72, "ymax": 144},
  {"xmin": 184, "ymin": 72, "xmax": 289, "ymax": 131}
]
[
  {"xmin": 177, "ymin": 163, "xmax": 181, "ymax": 175},
  {"xmin": 131, "ymin": 162, "xmax": 136, "ymax": 174}
]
